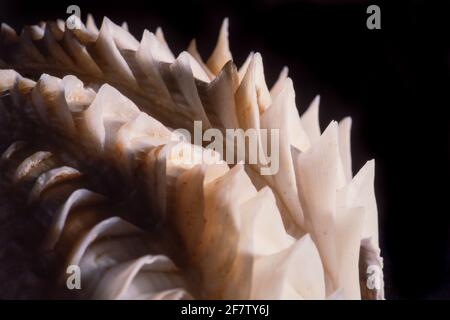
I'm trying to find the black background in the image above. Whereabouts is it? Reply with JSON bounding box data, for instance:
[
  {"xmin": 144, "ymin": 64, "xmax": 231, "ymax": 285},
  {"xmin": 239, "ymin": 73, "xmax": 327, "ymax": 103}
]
[{"xmin": 0, "ymin": 0, "xmax": 449, "ymax": 299}]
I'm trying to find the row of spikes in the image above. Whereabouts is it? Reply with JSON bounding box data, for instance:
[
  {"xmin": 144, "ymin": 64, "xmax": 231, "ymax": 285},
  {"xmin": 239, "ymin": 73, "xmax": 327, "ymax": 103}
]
[
  {"xmin": 0, "ymin": 17, "xmax": 304, "ymax": 136},
  {"xmin": 0, "ymin": 17, "xmax": 257, "ymax": 131}
]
